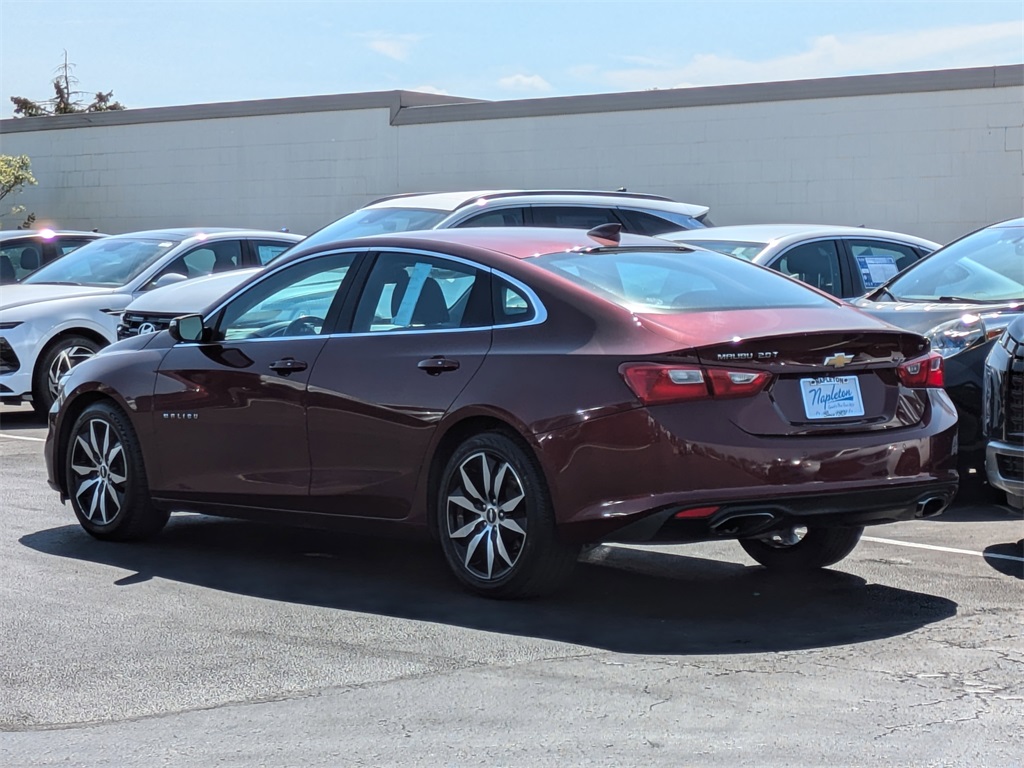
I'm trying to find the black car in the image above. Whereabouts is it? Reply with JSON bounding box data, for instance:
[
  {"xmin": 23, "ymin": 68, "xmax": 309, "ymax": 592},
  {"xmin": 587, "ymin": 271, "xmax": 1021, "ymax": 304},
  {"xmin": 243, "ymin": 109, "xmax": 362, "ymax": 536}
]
[
  {"xmin": 983, "ymin": 314, "xmax": 1024, "ymax": 509},
  {"xmin": 853, "ymin": 218, "xmax": 1024, "ymax": 485}
]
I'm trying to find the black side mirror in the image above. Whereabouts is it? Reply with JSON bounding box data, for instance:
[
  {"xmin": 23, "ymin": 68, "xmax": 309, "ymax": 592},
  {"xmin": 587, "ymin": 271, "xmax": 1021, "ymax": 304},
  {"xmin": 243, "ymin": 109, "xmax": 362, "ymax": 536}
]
[{"xmin": 168, "ymin": 314, "xmax": 206, "ymax": 343}]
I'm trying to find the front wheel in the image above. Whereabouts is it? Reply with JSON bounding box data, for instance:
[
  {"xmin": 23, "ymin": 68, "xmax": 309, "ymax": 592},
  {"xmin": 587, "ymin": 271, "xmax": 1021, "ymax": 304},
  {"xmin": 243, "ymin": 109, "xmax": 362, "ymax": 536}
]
[
  {"xmin": 437, "ymin": 432, "xmax": 580, "ymax": 599},
  {"xmin": 65, "ymin": 401, "xmax": 169, "ymax": 541},
  {"xmin": 739, "ymin": 525, "xmax": 864, "ymax": 572},
  {"xmin": 33, "ymin": 335, "xmax": 102, "ymax": 415}
]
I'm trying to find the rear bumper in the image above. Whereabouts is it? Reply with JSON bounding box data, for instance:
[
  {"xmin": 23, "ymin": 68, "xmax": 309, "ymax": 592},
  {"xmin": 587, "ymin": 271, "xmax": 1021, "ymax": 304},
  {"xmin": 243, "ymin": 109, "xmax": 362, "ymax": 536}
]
[
  {"xmin": 536, "ymin": 389, "xmax": 959, "ymax": 543},
  {"xmin": 602, "ymin": 482, "xmax": 958, "ymax": 544}
]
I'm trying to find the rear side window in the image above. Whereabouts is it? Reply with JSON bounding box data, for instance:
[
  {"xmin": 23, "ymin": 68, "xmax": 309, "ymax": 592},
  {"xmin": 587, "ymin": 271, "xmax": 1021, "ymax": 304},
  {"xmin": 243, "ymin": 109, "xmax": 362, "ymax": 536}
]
[
  {"xmin": 352, "ymin": 252, "xmax": 487, "ymax": 332},
  {"xmin": 618, "ymin": 209, "xmax": 699, "ymax": 235},
  {"xmin": 254, "ymin": 240, "xmax": 296, "ymax": 265},
  {"xmin": 531, "ymin": 206, "xmax": 621, "ymax": 230},
  {"xmin": 457, "ymin": 208, "xmax": 526, "ymax": 227},
  {"xmin": 531, "ymin": 248, "xmax": 833, "ymax": 313},
  {"xmin": 493, "ymin": 278, "xmax": 535, "ymax": 325},
  {"xmin": 848, "ymin": 239, "xmax": 923, "ymax": 290}
]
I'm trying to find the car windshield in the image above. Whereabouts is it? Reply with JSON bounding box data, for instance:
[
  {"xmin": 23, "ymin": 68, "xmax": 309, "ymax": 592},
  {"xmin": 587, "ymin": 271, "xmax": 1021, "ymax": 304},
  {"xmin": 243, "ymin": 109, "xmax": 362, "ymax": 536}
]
[
  {"xmin": 885, "ymin": 224, "xmax": 1024, "ymax": 303},
  {"xmin": 531, "ymin": 247, "xmax": 834, "ymax": 313},
  {"xmin": 23, "ymin": 237, "xmax": 180, "ymax": 288},
  {"xmin": 669, "ymin": 239, "xmax": 767, "ymax": 260},
  {"xmin": 302, "ymin": 208, "xmax": 449, "ymax": 249}
]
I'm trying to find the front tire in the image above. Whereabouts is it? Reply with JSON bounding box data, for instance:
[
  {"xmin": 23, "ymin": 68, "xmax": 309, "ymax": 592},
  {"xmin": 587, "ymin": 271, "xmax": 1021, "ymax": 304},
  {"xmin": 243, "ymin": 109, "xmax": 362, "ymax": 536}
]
[
  {"xmin": 437, "ymin": 432, "xmax": 580, "ymax": 599},
  {"xmin": 65, "ymin": 401, "xmax": 169, "ymax": 541},
  {"xmin": 739, "ymin": 525, "xmax": 864, "ymax": 572},
  {"xmin": 33, "ymin": 335, "xmax": 101, "ymax": 415}
]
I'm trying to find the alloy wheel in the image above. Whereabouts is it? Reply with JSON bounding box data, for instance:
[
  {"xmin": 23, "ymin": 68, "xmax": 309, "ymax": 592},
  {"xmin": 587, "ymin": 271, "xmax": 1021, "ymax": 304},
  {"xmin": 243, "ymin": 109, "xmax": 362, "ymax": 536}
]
[
  {"xmin": 69, "ymin": 418, "xmax": 128, "ymax": 525},
  {"xmin": 445, "ymin": 450, "xmax": 528, "ymax": 581},
  {"xmin": 47, "ymin": 344, "xmax": 96, "ymax": 400},
  {"xmin": 760, "ymin": 525, "xmax": 808, "ymax": 548}
]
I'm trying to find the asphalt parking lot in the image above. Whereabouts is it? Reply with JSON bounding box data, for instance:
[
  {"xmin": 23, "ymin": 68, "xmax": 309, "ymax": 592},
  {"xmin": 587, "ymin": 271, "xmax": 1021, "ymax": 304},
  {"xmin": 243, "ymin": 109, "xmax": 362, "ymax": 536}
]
[{"xmin": 1, "ymin": 403, "xmax": 1021, "ymax": 768}]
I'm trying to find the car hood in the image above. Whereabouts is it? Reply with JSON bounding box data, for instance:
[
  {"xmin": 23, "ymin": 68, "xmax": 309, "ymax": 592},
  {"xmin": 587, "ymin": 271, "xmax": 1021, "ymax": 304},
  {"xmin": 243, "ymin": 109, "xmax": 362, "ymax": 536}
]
[
  {"xmin": 126, "ymin": 269, "xmax": 261, "ymax": 314},
  {"xmin": 0, "ymin": 283, "xmax": 114, "ymax": 311},
  {"xmin": 852, "ymin": 297, "xmax": 1024, "ymax": 335}
]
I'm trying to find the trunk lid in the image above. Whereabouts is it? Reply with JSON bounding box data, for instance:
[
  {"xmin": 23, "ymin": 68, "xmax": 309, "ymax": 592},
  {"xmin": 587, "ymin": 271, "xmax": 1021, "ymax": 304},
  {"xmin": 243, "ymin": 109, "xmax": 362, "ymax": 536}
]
[{"xmin": 636, "ymin": 308, "xmax": 934, "ymax": 435}]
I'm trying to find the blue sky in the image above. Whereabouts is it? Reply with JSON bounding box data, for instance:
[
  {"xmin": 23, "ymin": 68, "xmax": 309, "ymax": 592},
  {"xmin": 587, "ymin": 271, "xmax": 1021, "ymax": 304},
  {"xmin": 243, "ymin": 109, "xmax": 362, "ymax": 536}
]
[{"xmin": 0, "ymin": 0, "xmax": 1021, "ymax": 117}]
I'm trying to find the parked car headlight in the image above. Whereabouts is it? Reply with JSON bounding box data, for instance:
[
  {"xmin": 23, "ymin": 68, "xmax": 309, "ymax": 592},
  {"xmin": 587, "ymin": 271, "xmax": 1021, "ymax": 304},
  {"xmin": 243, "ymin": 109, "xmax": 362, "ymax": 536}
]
[{"xmin": 926, "ymin": 314, "xmax": 1015, "ymax": 358}]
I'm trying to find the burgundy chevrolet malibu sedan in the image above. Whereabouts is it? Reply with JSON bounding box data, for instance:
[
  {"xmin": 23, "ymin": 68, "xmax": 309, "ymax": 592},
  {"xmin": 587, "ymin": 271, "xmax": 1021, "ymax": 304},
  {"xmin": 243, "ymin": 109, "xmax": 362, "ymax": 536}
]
[{"xmin": 45, "ymin": 226, "xmax": 959, "ymax": 598}]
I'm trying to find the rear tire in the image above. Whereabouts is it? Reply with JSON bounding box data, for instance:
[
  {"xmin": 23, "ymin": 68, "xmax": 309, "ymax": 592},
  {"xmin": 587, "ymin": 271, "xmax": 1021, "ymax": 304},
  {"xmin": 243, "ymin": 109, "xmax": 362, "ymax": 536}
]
[
  {"xmin": 739, "ymin": 525, "xmax": 864, "ymax": 572},
  {"xmin": 65, "ymin": 401, "xmax": 169, "ymax": 541},
  {"xmin": 437, "ymin": 432, "xmax": 580, "ymax": 599},
  {"xmin": 32, "ymin": 335, "xmax": 101, "ymax": 415}
]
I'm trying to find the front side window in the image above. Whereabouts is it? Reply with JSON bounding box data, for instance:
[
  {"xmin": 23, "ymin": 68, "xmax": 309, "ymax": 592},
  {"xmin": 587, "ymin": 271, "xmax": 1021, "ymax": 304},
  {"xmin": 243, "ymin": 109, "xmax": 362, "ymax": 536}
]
[
  {"xmin": 218, "ymin": 252, "xmax": 355, "ymax": 340},
  {"xmin": 775, "ymin": 240, "xmax": 842, "ymax": 296},
  {"xmin": 352, "ymin": 252, "xmax": 485, "ymax": 333},
  {"xmin": 157, "ymin": 240, "xmax": 242, "ymax": 283},
  {"xmin": 23, "ymin": 237, "xmax": 179, "ymax": 287},
  {"xmin": 531, "ymin": 247, "xmax": 833, "ymax": 313},
  {"xmin": 0, "ymin": 240, "xmax": 41, "ymax": 281},
  {"xmin": 887, "ymin": 225, "xmax": 1024, "ymax": 302}
]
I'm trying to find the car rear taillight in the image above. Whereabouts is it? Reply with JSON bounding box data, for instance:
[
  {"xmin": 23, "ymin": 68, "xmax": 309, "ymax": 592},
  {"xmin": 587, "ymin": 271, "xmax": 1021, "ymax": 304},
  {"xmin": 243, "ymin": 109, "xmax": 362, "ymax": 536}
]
[
  {"xmin": 620, "ymin": 363, "xmax": 772, "ymax": 405},
  {"xmin": 897, "ymin": 351, "xmax": 944, "ymax": 389}
]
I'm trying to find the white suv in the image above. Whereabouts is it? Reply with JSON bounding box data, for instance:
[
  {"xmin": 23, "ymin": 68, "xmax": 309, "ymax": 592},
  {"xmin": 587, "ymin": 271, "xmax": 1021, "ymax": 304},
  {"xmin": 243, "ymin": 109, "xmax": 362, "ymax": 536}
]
[{"xmin": 300, "ymin": 189, "xmax": 711, "ymax": 250}]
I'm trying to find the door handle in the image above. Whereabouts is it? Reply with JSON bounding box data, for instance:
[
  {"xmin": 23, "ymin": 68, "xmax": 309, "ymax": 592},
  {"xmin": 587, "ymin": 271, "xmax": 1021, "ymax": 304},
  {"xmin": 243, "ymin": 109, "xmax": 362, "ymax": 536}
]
[
  {"xmin": 270, "ymin": 357, "xmax": 308, "ymax": 375},
  {"xmin": 417, "ymin": 357, "xmax": 460, "ymax": 375}
]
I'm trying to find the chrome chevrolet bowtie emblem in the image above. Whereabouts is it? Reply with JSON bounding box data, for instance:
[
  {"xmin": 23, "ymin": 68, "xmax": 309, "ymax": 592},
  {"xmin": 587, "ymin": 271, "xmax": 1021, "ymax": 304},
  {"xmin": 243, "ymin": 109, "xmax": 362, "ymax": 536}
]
[{"xmin": 823, "ymin": 352, "xmax": 855, "ymax": 368}]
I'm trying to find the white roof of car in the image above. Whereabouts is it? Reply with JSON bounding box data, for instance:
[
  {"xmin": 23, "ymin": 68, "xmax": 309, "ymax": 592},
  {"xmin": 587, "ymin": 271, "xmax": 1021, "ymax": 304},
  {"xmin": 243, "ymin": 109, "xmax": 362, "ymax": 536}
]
[
  {"xmin": 662, "ymin": 223, "xmax": 939, "ymax": 249},
  {"xmin": 365, "ymin": 190, "xmax": 710, "ymax": 218}
]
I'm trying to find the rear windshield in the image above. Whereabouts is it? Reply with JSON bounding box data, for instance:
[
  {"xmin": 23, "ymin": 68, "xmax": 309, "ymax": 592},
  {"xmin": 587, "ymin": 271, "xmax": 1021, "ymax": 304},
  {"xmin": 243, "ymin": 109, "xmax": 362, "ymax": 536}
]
[
  {"xmin": 302, "ymin": 208, "xmax": 448, "ymax": 249},
  {"xmin": 530, "ymin": 247, "xmax": 834, "ymax": 313},
  {"xmin": 886, "ymin": 225, "xmax": 1024, "ymax": 303},
  {"xmin": 669, "ymin": 239, "xmax": 767, "ymax": 261}
]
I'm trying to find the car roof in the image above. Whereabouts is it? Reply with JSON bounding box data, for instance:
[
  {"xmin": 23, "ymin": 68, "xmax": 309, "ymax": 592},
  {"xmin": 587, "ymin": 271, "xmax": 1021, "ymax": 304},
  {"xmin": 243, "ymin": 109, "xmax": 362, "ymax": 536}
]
[
  {"xmin": 992, "ymin": 217, "xmax": 1024, "ymax": 228},
  {"xmin": 0, "ymin": 229, "xmax": 106, "ymax": 239},
  {"xmin": 307, "ymin": 226, "xmax": 680, "ymax": 261},
  {"xmin": 104, "ymin": 228, "xmax": 303, "ymax": 240},
  {"xmin": 363, "ymin": 189, "xmax": 709, "ymax": 217},
  {"xmin": 660, "ymin": 223, "xmax": 939, "ymax": 248}
]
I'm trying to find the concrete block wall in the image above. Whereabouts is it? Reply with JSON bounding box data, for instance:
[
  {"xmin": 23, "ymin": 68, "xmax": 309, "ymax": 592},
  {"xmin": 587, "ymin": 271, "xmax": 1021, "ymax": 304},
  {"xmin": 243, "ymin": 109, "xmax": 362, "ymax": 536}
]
[{"xmin": 0, "ymin": 67, "xmax": 1020, "ymax": 243}]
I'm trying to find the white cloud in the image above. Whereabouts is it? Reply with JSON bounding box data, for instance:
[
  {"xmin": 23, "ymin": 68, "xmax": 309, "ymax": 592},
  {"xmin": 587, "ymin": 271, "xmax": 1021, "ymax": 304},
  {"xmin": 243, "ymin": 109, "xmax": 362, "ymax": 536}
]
[
  {"xmin": 409, "ymin": 84, "xmax": 449, "ymax": 96},
  {"xmin": 357, "ymin": 32, "xmax": 423, "ymax": 62},
  {"xmin": 497, "ymin": 74, "xmax": 553, "ymax": 92},
  {"xmin": 597, "ymin": 21, "xmax": 1023, "ymax": 91}
]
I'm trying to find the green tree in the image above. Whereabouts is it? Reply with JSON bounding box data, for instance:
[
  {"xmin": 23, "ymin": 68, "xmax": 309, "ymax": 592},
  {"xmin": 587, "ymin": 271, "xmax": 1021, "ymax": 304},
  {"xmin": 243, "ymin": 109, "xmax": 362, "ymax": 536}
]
[
  {"xmin": 0, "ymin": 155, "xmax": 38, "ymax": 227},
  {"xmin": 10, "ymin": 51, "xmax": 124, "ymax": 118}
]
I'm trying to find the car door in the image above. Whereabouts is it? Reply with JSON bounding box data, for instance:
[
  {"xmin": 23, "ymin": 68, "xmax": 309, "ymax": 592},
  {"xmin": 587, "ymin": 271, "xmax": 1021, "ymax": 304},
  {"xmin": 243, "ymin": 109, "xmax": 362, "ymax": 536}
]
[
  {"xmin": 149, "ymin": 250, "xmax": 359, "ymax": 509},
  {"xmin": 769, "ymin": 239, "xmax": 850, "ymax": 297},
  {"xmin": 305, "ymin": 249, "xmax": 493, "ymax": 519},
  {"xmin": 844, "ymin": 238, "xmax": 927, "ymax": 296}
]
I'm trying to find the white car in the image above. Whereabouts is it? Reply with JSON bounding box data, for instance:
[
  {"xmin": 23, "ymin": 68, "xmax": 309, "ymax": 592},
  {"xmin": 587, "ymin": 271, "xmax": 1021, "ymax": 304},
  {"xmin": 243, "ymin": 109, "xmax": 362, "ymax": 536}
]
[
  {"xmin": 117, "ymin": 267, "xmax": 263, "ymax": 340},
  {"xmin": 0, "ymin": 227, "xmax": 303, "ymax": 414},
  {"xmin": 298, "ymin": 189, "xmax": 712, "ymax": 250},
  {"xmin": 659, "ymin": 224, "xmax": 940, "ymax": 299}
]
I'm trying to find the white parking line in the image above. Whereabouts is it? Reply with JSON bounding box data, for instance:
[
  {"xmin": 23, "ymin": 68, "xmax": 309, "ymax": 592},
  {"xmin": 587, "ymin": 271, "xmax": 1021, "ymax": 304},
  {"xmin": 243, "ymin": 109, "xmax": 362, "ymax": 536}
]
[
  {"xmin": 863, "ymin": 536, "xmax": 1024, "ymax": 563},
  {"xmin": 0, "ymin": 433, "xmax": 45, "ymax": 443}
]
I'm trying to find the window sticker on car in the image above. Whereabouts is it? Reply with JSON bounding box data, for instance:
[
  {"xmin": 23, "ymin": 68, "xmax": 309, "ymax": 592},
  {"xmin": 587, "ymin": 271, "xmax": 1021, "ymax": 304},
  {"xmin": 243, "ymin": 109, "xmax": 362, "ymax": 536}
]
[{"xmin": 856, "ymin": 255, "xmax": 900, "ymax": 288}]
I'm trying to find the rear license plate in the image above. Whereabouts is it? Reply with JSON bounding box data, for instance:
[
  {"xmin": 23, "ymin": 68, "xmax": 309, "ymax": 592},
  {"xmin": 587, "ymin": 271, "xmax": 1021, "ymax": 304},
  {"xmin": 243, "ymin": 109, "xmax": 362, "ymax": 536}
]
[{"xmin": 800, "ymin": 375, "xmax": 865, "ymax": 419}]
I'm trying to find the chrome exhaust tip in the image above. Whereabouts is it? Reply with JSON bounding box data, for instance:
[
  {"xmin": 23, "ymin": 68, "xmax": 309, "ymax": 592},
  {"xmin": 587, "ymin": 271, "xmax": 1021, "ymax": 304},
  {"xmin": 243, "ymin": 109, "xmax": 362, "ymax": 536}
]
[{"xmin": 915, "ymin": 495, "xmax": 949, "ymax": 519}]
